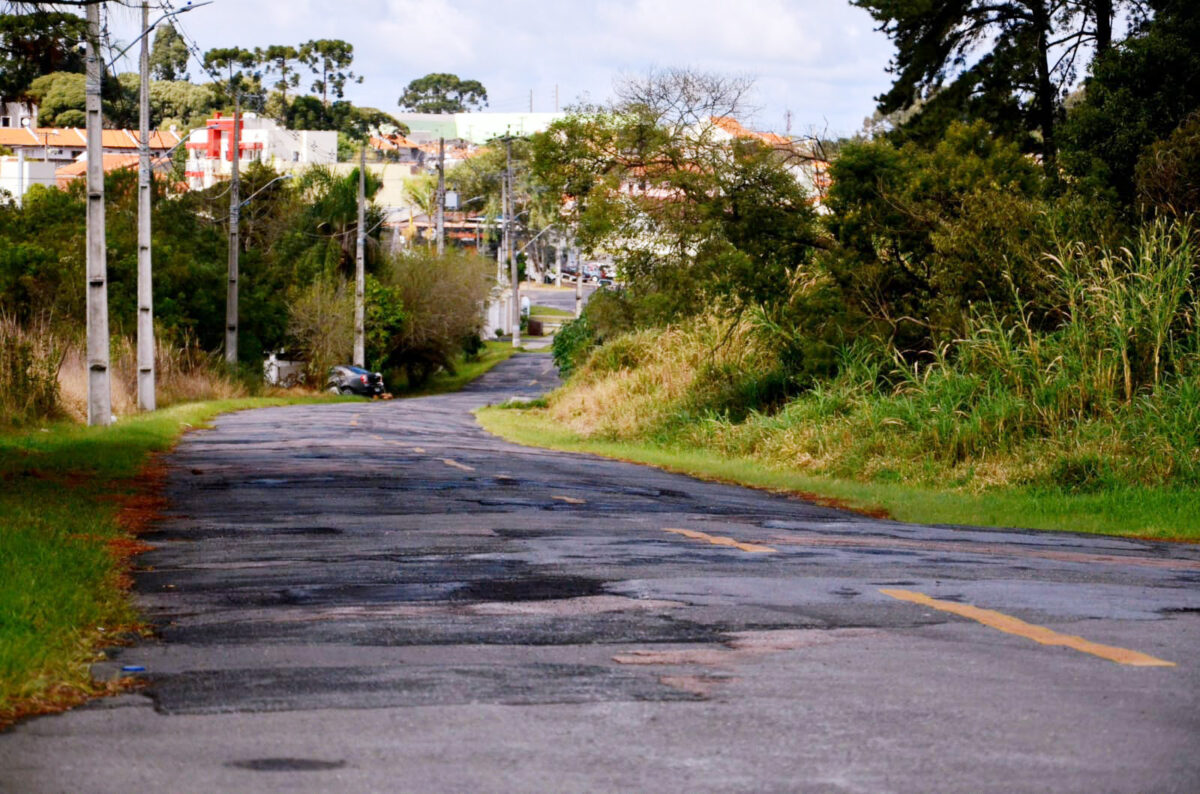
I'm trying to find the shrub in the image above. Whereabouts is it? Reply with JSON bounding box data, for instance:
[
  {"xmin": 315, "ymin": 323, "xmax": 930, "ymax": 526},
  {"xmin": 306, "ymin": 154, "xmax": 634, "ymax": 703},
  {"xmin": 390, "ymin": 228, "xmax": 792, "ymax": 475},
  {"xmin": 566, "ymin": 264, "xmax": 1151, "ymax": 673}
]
[{"xmin": 375, "ymin": 248, "xmax": 492, "ymax": 386}]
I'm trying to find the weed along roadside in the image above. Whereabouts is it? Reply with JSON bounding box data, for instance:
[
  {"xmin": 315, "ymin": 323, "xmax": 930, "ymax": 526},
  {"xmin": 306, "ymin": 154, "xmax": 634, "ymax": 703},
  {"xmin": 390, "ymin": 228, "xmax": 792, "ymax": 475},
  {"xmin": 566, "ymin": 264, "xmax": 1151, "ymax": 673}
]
[{"xmin": 0, "ymin": 397, "xmax": 341, "ymax": 728}]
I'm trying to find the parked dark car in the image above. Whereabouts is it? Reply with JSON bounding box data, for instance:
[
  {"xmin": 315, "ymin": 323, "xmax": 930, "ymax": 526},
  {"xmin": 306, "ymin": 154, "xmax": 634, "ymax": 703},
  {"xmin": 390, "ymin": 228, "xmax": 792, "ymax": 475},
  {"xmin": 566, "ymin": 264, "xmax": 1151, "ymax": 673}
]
[{"xmin": 327, "ymin": 365, "xmax": 385, "ymax": 397}]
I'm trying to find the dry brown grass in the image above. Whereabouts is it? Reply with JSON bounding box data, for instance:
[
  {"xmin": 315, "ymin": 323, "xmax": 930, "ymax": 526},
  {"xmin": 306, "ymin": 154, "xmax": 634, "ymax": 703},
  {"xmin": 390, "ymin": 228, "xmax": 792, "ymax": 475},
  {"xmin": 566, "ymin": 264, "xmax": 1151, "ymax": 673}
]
[
  {"xmin": 52, "ymin": 331, "xmax": 246, "ymax": 422},
  {"xmin": 549, "ymin": 315, "xmax": 775, "ymax": 439}
]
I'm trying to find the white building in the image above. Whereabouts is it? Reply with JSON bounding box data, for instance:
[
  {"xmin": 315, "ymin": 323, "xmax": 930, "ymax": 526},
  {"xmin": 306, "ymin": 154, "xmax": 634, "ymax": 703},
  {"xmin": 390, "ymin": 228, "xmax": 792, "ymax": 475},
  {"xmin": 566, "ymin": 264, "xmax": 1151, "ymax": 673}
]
[
  {"xmin": 184, "ymin": 113, "xmax": 337, "ymax": 189},
  {"xmin": 0, "ymin": 155, "xmax": 57, "ymax": 204}
]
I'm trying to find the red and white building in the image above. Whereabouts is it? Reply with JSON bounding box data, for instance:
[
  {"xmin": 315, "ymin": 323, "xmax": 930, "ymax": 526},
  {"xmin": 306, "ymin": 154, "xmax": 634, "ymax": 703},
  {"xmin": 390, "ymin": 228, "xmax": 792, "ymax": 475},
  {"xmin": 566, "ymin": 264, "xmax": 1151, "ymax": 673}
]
[{"xmin": 183, "ymin": 113, "xmax": 337, "ymax": 190}]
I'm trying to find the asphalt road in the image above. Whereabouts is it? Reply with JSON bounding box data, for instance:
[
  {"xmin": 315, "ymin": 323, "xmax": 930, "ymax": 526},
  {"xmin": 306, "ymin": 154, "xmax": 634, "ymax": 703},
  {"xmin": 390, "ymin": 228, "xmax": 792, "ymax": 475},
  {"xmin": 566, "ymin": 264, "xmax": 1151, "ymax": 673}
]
[{"xmin": 3, "ymin": 354, "xmax": 1199, "ymax": 793}]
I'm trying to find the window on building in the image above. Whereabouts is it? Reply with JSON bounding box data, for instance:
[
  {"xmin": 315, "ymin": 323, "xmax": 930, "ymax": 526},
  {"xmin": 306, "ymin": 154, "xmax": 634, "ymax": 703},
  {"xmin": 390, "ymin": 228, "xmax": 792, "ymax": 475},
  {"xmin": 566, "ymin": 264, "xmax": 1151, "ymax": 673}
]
[{"xmin": 1, "ymin": 117, "xmax": 10, "ymax": 128}]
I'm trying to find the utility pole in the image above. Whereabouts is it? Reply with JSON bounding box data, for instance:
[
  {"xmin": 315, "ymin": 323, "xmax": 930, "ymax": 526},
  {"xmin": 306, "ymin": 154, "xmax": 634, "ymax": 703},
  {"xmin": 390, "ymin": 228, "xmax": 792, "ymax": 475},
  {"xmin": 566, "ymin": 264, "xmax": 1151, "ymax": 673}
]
[
  {"xmin": 555, "ymin": 84, "xmax": 559, "ymax": 113},
  {"xmin": 505, "ymin": 138, "xmax": 519, "ymax": 347},
  {"xmin": 85, "ymin": 2, "xmax": 111, "ymax": 426},
  {"xmin": 137, "ymin": 0, "xmax": 155, "ymax": 412},
  {"xmin": 529, "ymin": 89, "xmax": 533, "ymax": 113},
  {"xmin": 497, "ymin": 168, "xmax": 506, "ymax": 286},
  {"xmin": 225, "ymin": 93, "xmax": 240, "ymax": 365},
  {"xmin": 574, "ymin": 248, "xmax": 582, "ymax": 318},
  {"xmin": 354, "ymin": 142, "xmax": 365, "ymax": 367},
  {"xmin": 435, "ymin": 136, "xmax": 445, "ymax": 256}
]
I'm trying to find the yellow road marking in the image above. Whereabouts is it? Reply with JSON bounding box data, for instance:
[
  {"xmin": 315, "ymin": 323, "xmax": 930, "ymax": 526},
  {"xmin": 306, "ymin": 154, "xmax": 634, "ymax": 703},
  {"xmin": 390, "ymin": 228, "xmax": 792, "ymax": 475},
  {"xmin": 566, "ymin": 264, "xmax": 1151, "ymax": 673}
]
[
  {"xmin": 349, "ymin": 413, "xmax": 361, "ymax": 427},
  {"xmin": 664, "ymin": 528, "xmax": 775, "ymax": 554},
  {"xmin": 880, "ymin": 589, "xmax": 1175, "ymax": 667},
  {"xmin": 551, "ymin": 495, "xmax": 586, "ymax": 504},
  {"xmin": 412, "ymin": 447, "xmax": 425, "ymax": 453},
  {"xmin": 441, "ymin": 458, "xmax": 475, "ymax": 472}
]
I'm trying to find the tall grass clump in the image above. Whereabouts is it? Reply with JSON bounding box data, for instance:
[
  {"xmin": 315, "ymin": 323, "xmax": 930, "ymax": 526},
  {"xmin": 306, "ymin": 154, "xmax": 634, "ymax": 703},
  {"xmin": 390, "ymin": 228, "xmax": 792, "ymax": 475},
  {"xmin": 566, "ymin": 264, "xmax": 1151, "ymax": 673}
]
[
  {"xmin": 0, "ymin": 315, "xmax": 64, "ymax": 425},
  {"xmin": 551, "ymin": 218, "xmax": 1199, "ymax": 492}
]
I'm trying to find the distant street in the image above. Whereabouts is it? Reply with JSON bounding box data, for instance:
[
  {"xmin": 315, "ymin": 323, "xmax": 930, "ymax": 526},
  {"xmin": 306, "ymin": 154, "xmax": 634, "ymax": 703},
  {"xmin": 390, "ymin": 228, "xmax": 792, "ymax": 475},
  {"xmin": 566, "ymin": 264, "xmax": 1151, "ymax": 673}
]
[
  {"xmin": 523, "ymin": 282, "xmax": 597, "ymax": 314},
  {"xmin": 2, "ymin": 355, "xmax": 1198, "ymax": 792}
]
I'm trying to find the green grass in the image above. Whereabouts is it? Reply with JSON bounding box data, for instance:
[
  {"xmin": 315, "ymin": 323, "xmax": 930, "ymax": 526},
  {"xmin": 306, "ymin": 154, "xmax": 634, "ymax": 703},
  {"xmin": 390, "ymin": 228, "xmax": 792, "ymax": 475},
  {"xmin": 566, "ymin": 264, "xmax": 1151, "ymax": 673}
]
[
  {"xmin": 0, "ymin": 395, "xmax": 336, "ymax": 725},
  {"xmin": 477, "ymin": 405, "xmax": 1200, "ymax": 542},
  {"xmin": 390, "ymin": 341, "xmax": 517, "ymax": 397},
  {"xmin": 530, "ymin": 305, "xmax": 573, "ymax": 318}
]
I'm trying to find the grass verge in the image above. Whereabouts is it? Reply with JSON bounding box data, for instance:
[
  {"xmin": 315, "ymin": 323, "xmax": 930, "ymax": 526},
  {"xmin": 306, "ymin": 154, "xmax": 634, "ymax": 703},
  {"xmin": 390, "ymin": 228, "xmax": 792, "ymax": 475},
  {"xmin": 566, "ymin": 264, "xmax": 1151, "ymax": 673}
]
[
  {"xmin": 476, "ymin": 405, "xmax": 1200, "ymax": 542},
  {"xmin": 0, "ymin": 395, "xmax": 336, "ymax": 729}
]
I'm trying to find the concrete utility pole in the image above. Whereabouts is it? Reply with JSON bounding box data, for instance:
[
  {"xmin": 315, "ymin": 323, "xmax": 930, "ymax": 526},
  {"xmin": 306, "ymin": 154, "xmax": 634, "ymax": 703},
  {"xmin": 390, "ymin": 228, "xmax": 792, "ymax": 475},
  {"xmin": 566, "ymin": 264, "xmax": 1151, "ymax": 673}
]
[
  {"xmin": 574, "ymin": 248, "xmax": 582, "ymax": 318},
  {"xmin": 85, "ymin": 2, "xmax": 111, "ymax": 426},
  {"xmin": 137, "ymin": 1, "xmax": 155, "ymax": 412},
  {"xmin": 225, "ymin": 94, "xmax": 240, "ymax": 365},
  {"xmin": 505, "ymin": 138, "xmax": 520, "ymax": 347},
  {"xmin": 354, "ymin": 143, "xmax": 366, "ymax": 368},
  {"xmin": 498, "ymin": 167, "xmax": 507, "ymax": 287},
  {"xmin": 435, "ymin": 136, "xmax": 445, "ymax": 256}
]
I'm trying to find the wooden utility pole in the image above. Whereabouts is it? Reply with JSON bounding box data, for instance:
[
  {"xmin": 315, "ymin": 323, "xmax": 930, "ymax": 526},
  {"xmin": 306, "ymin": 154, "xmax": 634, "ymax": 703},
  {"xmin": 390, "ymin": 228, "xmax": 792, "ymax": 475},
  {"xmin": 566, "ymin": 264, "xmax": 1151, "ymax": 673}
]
[
  {"xmin": 354, "ymin": 143, "xmax": 366, "ymax": 368},
  {"xmin": 137, "ymin": 1, "xmax": 155, "ymax": 411},
  {"xmin": 85, "ymin": 2, "xmax": 111, "ymax": 426},
  {"xmin": 225, "ymin": 94, "xmax": 241, "ymax": 365},
  {"xmin": 505, "ymin": 138, "xmax": 519, "ymax": 347},
  {"xmin": 435, "ymin": 136, "xmax": 445, "ymax": 256}
]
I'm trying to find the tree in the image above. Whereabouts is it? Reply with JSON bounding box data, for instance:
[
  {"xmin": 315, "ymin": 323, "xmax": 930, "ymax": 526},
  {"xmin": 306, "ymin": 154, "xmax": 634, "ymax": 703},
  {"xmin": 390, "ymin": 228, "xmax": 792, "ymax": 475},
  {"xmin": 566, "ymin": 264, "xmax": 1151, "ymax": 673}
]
[
  {"xmin": 259, "ymin": 44, "xmax": 300, "ymax": 106},
  {"xmin": 398, "ymin": 73, "xmax": 487, "ymax": 114},
  {"xmin": 853, "ymin": 0, "xmax": 1146, "ymax": 168},
  {"xmin": 0, "ymin": 10, "xmax": 85, "ymax": 103},
  {"xmin": 299, "ymin": 39, "xmax": 360, "ymax": 106},
  {"xmin": 202, "ymin": 46, "xmax": 258, "ymax": 96},
  {"xmin": 26, "ymin": 70, "xmax": 82, "ymax": 126},
  {"xmin": 1059, "ymin": 1, "xmax": 1200, "ymax": 205},
  {"xmin": 149, "ymin": 23, "xmax": 189, "ymax": 82},
  {"xmin": 533, "ymin": 68, "xmax": 818, "ymax": 323}
]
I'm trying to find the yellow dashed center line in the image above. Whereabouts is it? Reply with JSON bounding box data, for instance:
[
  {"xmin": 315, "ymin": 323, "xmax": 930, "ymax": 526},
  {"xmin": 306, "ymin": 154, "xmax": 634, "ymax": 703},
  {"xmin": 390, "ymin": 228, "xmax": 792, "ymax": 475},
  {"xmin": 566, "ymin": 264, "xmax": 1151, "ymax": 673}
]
[
  {"xmin": 412, "ymin": 447, "xmax": 425, "ymax": 453},
  {"xmin": 664, "ymin": 528, "xmax": 775, "ymax": 554},
  {"xmin": 551, "ymin": 495, "xmax": 586, "ymax": 505},
  {"xmin": 441, "ymin": 458, "xmax": 475, "ymax": 472},
  {"xmin": 880, "ymin": 589, "xmax": 1175, "ymax": 667},
  {"xmin": 349, "ymin": 413, "xmax": 361, "ymax": 427}
]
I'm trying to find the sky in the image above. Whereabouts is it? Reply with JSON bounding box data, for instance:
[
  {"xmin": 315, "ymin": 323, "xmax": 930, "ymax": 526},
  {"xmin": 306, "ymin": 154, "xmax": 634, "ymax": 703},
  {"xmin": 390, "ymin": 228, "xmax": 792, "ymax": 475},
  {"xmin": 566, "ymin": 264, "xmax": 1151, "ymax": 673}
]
[{"xmin": 102, "ymin": 0, "xmax": 897, "ymax": 138}]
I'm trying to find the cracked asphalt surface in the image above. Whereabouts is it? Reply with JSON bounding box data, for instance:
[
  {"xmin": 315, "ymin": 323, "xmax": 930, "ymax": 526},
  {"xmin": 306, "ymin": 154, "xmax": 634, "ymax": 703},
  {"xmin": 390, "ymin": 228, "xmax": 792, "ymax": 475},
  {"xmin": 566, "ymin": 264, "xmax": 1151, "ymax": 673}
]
[{"xmin": 2, "ymin": 354, "xmax": 1199, "ymax": 792}]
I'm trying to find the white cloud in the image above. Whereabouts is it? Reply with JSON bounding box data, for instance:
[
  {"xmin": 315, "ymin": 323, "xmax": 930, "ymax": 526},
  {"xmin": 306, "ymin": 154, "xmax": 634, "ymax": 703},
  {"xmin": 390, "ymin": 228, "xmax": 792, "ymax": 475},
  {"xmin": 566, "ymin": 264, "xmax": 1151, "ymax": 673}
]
[{"xmin": 101, "ymin": 0, "xmax": 895, "ymax": 135}]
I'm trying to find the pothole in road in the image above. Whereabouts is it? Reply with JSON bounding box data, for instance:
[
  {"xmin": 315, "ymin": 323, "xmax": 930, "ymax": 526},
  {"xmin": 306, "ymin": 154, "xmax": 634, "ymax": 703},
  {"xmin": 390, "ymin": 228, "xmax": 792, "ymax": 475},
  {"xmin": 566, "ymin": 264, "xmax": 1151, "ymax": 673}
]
[
  {"xmin": 452, "ymin": 575, "xmax": 606, "ymax": 602},
  {"xmin": 227, "ymin": 758, "xmax": 346, "ymax": 772}
]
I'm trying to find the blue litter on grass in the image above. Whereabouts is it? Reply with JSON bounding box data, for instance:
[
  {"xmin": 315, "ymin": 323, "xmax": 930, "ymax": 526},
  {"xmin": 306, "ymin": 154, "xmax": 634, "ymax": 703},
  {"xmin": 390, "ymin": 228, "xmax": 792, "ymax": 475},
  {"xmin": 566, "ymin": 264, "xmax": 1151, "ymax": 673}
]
[{"xmin": 121, "ymin": 665, "xmax": 146, "ymax": 673}]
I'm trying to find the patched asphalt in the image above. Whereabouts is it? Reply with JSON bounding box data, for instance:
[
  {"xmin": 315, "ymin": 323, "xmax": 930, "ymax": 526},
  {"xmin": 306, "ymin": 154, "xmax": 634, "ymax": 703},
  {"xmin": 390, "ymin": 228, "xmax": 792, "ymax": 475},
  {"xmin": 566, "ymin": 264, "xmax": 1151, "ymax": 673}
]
[{"xmin": 2, "ymin": 353, "xmax": 1199, "ymax": 793}]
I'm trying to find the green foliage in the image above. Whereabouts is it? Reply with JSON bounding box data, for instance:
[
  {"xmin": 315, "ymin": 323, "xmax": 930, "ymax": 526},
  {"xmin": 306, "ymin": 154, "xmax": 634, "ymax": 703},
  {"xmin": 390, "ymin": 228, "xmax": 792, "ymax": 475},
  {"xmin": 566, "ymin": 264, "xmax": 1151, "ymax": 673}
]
[
  {"xmin": 149, "ymin": 79, "xmax": 217, "ymax": 130},
  {"xmin": 299, "ymin": 39, "xmax": 360, "ymax": 106},
  {"xmin": 364, "ymin": 275, "xmax": 406, "ymax": 371},
  {"xmin": 1135, "ymin": 112, "xmax": 1200, "ymax": 216},
  {"xmin": 150, "ymin": 23, "xmax": 190, "ymax": 82},
  {"xmin": 854, "ymin": 0, "xmax": 1143, "ymax": 165},
  {"xmin": 0, "ymin": 11, "xmax": 85, "ymax": 103},
  {"xmin": 373, "ymin": 248, "xmax": 493, "ymax": 386},
  {"xmin": 534, "ymin": 100, "xmax": 819, "ymax": 327},
  {"xmin": 26, "ymin": 71, "xmax": 82, "ymax": 127},
  {"xmin": 398, "ymin": 72, "xmax": 488, "ymax": 113},
  {"xmin": 1060, "ymin": 1, "xmax": 1200, "ymax": 205},
  {"xmin": 823, "ymin": 121, "xmax": 1050, "ymax": 348},
  {"xmin": 551, "ymin": 315, "xmax": 595, "ymax": 377}
]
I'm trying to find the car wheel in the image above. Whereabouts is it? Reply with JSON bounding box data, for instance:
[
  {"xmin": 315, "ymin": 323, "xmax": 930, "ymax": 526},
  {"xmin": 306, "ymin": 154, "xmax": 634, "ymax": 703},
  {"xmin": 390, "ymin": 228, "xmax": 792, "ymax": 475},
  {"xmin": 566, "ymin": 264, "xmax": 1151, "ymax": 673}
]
[{"xmin": 338, "ymin": 386, "xmax": 353, "ymax": 395}]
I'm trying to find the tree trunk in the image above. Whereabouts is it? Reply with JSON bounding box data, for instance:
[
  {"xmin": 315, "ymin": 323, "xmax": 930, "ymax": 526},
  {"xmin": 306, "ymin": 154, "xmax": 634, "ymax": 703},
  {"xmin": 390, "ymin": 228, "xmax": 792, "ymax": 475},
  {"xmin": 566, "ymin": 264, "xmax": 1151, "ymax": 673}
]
[
  {"xmin": 1031, "ymin": 0, "xmax": 1058, "ymax": 172},
  {"xmin": 1091, "ymin": 0, "xmax": 1114, "ymax": 55}
]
